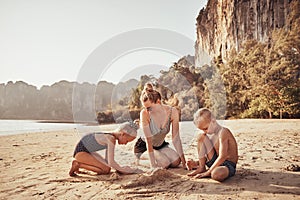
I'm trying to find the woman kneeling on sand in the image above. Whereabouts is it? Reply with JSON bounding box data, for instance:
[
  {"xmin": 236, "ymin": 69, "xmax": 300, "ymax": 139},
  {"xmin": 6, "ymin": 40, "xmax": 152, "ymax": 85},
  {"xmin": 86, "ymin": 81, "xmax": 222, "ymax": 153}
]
[
  {"xmin": 69, "ymin": 121, "xmax": 143, "ymax": 176},
  {"xmin": 134, "ymin": 84, "xmax": 187, "ymax": 169}
]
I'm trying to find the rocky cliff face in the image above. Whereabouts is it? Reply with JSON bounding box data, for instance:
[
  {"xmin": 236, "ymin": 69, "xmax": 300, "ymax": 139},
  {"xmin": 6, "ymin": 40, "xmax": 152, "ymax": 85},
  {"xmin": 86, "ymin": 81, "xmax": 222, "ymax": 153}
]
[
  {"xmin": 195, "ymin": 0, "xmax": 292, "ymax": 64},
  {"xmin": 0, "ymin": 79, "xmax": 138, "ymax": 121}
]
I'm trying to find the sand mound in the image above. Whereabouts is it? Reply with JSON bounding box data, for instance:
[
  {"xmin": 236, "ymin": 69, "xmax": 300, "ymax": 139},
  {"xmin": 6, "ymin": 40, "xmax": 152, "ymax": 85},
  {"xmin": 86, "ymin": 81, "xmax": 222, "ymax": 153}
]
[{"xmin": 121, "ymin": 168, "xmax": 177, "ymax": 189}]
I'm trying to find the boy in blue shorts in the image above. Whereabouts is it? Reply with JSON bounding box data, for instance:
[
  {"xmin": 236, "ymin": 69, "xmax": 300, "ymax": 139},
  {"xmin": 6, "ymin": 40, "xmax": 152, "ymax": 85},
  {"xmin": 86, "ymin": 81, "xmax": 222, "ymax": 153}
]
[{"xmin": 187, "ymin": 108, "xmax": 238, "ymax": 182}]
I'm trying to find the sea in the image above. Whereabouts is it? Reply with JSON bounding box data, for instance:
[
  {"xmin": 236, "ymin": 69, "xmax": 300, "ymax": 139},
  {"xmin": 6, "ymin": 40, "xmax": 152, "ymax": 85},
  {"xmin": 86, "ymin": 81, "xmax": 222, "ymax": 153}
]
[
  {"xmin": 0, "ymin": 120, "xmax": 200, "ymax": 143},
  {"xmin": 0, "ymin": 120, "xmax": 83, "ymax": 136}
]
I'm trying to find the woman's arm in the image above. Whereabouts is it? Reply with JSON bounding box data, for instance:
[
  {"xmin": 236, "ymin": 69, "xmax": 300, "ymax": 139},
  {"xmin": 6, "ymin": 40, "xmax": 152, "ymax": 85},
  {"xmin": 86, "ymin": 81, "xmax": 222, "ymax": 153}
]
[
  {"xmin": 171, "ymin": 108, "xmax": 186, "ymax": 168},
  {"xmin": 140, "ymin": 109, "xmax": 157, "ymax": 168}
]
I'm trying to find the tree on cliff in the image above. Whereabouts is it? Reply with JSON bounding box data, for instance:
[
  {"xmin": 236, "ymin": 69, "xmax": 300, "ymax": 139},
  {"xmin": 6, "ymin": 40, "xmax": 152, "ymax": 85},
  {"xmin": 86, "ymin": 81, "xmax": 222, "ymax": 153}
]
[{"xmin": 219, "ymin": 1, "xmax": 300, "ymax": 118}]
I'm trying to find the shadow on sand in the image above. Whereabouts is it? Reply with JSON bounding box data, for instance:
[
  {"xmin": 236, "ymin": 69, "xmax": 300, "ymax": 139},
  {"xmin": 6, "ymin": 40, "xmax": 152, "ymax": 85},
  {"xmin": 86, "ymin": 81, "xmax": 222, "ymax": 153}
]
[{"xmin": 55, "ymin": 167, "xmax": 300, "ymax": 197}]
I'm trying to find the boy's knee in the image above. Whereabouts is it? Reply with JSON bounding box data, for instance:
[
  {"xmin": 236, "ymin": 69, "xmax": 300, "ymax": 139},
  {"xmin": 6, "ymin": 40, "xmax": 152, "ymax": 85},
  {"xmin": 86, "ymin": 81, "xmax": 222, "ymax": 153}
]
[{"xmin": 211, "ymin": 168, "xmax": 227, "ymax": 182}]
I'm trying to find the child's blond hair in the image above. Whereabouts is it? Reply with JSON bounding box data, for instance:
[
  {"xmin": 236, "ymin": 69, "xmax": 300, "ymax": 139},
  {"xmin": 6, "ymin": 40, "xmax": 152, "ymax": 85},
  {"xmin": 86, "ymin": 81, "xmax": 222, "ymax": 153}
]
[
  {"xmin": 193, "ymin": 108, "xmax": 213, "ymax": 126},
  {"xmin": 117, "ymin": 121, "xmax": 139, "ymax": 137}
]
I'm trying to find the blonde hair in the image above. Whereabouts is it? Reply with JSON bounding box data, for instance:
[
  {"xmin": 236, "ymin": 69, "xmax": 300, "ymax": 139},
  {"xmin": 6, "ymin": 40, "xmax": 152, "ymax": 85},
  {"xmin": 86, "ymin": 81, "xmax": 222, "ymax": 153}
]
[
  {"xmin": 193, "ymin": 108, "xmax": 213, "ymax": 126},
  {"xmin": 117, "ymin": 121, "xmax": 139, "ymax": 137}
]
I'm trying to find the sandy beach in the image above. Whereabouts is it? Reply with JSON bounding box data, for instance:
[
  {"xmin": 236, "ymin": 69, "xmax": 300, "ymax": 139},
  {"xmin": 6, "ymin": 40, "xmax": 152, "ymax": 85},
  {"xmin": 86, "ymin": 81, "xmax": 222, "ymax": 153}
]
[{"xmin": 0, "ymin": 119, "xmax": 299, "ymax": 200}]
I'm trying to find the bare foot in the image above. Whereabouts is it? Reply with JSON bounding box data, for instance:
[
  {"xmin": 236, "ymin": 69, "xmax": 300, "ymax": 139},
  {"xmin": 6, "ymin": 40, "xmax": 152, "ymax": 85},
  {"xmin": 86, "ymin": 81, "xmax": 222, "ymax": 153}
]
[
  {"xmin": 69, "ymin": 160, "xmax": 80, "ymax": 176},
  {"xmin": 186, "ymin": 159, "xmax": 199, "ymax": 170}
]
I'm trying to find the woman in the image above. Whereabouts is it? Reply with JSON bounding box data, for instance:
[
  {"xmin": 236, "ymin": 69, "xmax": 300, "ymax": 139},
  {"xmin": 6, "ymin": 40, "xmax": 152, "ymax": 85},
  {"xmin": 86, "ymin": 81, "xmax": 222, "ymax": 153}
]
[
  {"xmin": 134, "ymin": 86, "xmax": 187, "ymax": 169},
  {"xmin": 69, "ymin": 121, "xmax": 143, "ymax": 176}
]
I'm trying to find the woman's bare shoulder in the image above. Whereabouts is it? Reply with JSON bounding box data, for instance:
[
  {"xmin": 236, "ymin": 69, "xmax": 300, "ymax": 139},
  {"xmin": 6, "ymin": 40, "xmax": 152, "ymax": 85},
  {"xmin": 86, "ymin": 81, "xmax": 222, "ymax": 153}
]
[
  {"xmin": 140, "ymin": 108, "xmax": 146, "ymax": 113},
  {"xmin": 162, "ymin": 104, "xmax": 173, "ymax": 111},
  {"xmin": 169, "ymin": 105, "xmax": 178, "ymax": 115},
  {"xmin": 140, "ymin": 108, "xmax": 149, "ymax": 116},
  {"xmin": 168, "ymin": 105, "xmax": 179, "ymax": 121},
  {"xmin": 140, "ymin": 108, "xmax": 150, "ymax": 122}
]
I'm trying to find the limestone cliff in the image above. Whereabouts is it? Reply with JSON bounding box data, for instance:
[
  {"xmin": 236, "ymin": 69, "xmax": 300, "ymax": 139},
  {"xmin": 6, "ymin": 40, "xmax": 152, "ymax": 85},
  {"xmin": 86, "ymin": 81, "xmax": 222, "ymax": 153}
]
[
  {"xmin": 195, "ymin": 0, "xmax": 293, "ymax": 64},
  {"xmin": 0, "ymin": 79, "xmax": 138, "ymax": 121}
]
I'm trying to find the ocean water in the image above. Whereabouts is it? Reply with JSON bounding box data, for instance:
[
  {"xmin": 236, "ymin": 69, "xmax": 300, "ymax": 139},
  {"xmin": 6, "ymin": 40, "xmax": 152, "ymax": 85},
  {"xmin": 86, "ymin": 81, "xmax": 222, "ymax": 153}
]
[
  {"xmin": 0, "ymin": 120, "xmax": 82, "ymax": 136},
  {"xmin": 0, "ymin": 119, "xmax": 199, "ymax": 138}
]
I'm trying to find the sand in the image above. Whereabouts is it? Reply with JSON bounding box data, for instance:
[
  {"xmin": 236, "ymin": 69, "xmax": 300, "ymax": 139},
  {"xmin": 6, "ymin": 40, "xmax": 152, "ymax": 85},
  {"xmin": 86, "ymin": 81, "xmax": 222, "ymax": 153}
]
[{"xmin": 0, "ymin": 119, "xmax": 299, "ymax": 200}]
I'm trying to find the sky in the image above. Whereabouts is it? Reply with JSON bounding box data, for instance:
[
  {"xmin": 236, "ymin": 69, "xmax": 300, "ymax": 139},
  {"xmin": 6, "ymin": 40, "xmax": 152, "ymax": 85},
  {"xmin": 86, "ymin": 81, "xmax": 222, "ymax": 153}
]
[{"xmin": 0, "ymin": 0, "xmax": 208, "ymax": 88}]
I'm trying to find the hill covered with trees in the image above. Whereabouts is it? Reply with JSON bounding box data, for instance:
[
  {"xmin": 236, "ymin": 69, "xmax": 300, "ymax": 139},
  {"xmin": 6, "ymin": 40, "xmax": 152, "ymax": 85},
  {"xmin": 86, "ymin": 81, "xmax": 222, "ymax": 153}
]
[{"xmin": 126, "ymin": 1, "xmax": 300, "ymax": 120}]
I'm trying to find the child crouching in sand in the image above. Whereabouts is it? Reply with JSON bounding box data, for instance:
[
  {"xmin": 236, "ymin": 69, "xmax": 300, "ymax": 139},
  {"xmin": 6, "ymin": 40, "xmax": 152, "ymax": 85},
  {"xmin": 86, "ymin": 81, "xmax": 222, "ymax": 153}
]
[
  {"xmin": 187, "ymin": 108, "xmax": 238, "ymax": 182},
  {"xmin": 69, "ymin": 121, "xmax": 143, "ymax": 176}
]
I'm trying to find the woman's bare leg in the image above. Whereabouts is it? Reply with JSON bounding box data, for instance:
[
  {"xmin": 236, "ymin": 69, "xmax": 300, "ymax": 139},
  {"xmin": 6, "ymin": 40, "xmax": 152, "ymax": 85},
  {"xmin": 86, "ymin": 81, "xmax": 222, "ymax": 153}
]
[
  {"xmin": 159, "ymin": 147, "xmax": 181, "ymax": 168},
  {"xmin": 153, "ymin": 150, "xmax": 171, "ymax": 168},
  {"xmin": 69, "ymin": 160, "xmax": 106, "ymax": 176}
]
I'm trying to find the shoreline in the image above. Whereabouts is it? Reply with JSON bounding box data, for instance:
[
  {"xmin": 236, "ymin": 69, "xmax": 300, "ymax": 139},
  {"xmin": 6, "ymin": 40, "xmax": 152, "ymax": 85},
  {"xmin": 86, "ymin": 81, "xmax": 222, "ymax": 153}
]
[{"xmin": 1, "ymin": 117, "xmax": 298, "ymax": 137}]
